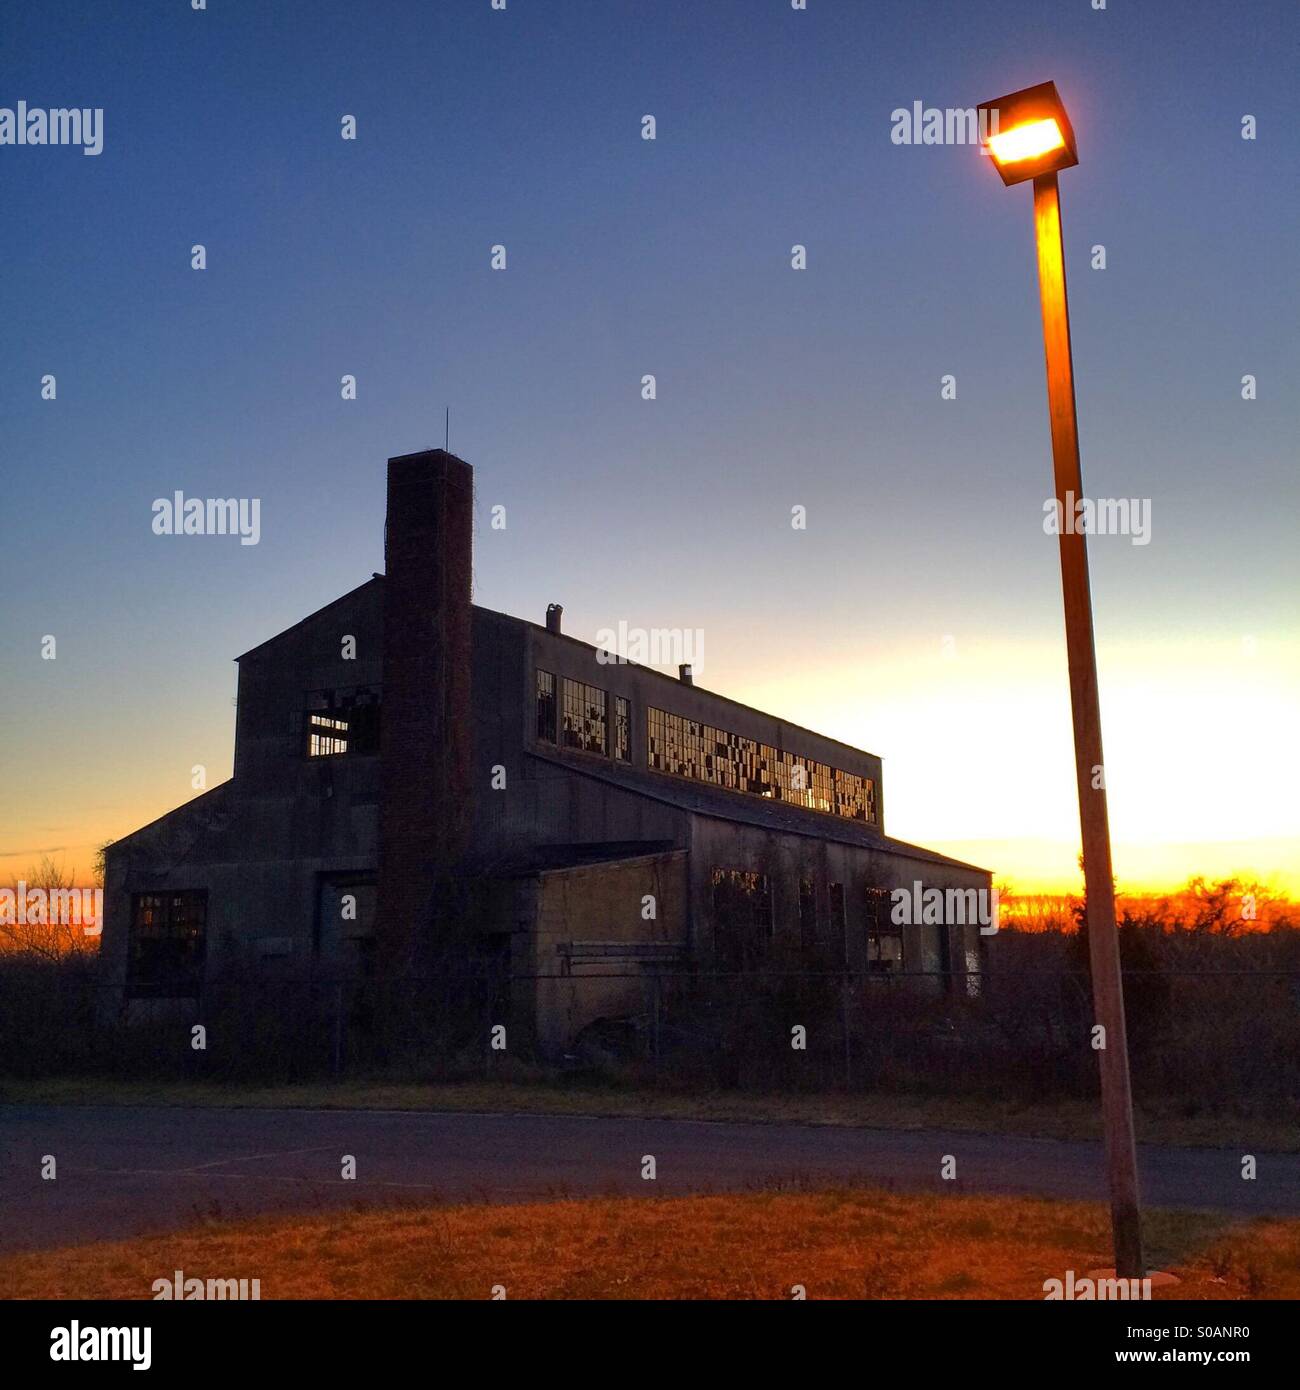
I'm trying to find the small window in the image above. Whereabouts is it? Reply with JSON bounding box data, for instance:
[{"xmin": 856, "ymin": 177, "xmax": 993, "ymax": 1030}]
[
  {"xmin": 710, "ymin": 867, "xmax": 774, "ymax": 971},
  {"xmin": 865, "ymin": 886, "xmax": 902, "ymax": 974},
  {"xmin": 536, "ymin": 669, "xmax": 557, "ymax": 743},
  {"xmin": 305, "ymin": 687, "xmax": 380, "ymax": 757},
  {"xmin": 867, "ymin": 929, "xmax": 904, "ymax": 973},
  {"xmin": 754, "ymin": 878, "xmax": 773, "ymax": 937},
  {"xmin": 614, "ymin": 696, "xmax": 631, "ymax": 761},
  {"xmin": 308, "ymin": 713, "xmax": 349, "ymax": 757},
  {"xmin": 128, "ymin": 890, "xmax": 207, "ymax": 998}
]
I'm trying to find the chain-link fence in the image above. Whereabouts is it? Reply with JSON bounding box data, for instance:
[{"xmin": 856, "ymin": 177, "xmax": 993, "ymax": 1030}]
[{"xmin": 2, "ymin": 951, "xmax": 1298, "ymax": 1111}]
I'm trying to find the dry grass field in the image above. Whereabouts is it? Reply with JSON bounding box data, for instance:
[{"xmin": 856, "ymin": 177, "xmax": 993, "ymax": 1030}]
[{"xmin": 3, "ymin": 1188, "xmax": 1297, "ymax": 1301}]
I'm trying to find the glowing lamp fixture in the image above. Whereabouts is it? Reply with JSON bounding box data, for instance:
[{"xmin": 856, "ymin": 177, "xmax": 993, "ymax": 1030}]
[
  {"xmin": 986, "ymin": 117, "xmax": 1065, "ymax": 165},
  {"xmin": 978, "ymin": 80, "xmax": 1077, "ymax": 185}
]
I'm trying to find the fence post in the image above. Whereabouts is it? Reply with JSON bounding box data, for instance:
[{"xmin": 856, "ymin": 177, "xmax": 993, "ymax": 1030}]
[
  {"xmin": 332, "ymin": 981, "xmax": 343, "ymax": 1076},
  {"xmin": 652, "ymin": 973, "xmax": 661, "ymax": 1068},
  {"xmin": 842, "ymin": 979, "xmax": 852, "ymax": 1089}
]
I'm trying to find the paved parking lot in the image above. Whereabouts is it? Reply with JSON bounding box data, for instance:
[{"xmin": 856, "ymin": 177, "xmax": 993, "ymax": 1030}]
[{"xmin": 2, "ymin": 1104, "xmax": 1295, "ymax": 1253}]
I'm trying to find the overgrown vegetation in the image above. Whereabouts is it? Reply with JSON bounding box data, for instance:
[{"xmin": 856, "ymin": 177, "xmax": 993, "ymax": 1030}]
[{"xmin": 1, "ymin": 878, "xmax": 1296, "ymax": 1143}]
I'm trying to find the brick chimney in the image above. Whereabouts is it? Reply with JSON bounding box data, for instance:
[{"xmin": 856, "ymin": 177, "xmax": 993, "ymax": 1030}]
[{"xmin": 378, "ymin": 449, "xmax": 473, "ymax": 966}]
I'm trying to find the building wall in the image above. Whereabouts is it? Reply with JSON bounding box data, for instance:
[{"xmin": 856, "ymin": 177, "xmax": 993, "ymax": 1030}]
[
  {"xmin": 101, "ymin": 793, "xmax": 379, "ymax": 1002},
  {"xmin": 529, "ymin": 851, "xmax": 688, "ymax": 1056},
  {"xmin": 233, "ymin": 579, "xmax": 384, "ymax": 792},
  {"xmin": 102, "ymin": 581, "xmax": 384, "ymax": 999},
  {"xmin": 688, "ymin": 815, "xmax": 989, "ymax": 991}
]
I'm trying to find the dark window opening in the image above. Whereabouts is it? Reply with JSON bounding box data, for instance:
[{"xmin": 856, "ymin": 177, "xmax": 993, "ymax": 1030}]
[
  {"xmin": 710, "ymin": 867, "xmax": 773, "ymax": 971},
  {"xmin": 562, "ymin": 678, "xmax": 608, "ymax": 754},
  {"xmin": 305, "ymin": 686, "xmax": 380, "ymax": 758},
  {"xmin": 865, "ymin": 886, "xmax": 902, "ymax": 974},
  {"xmin": 536, "ymin": 669, "xmax": 557, "ymax": 743},
  {"xmin": 128, "ymin": 890, "xmax": 207, "ymax": 998}
]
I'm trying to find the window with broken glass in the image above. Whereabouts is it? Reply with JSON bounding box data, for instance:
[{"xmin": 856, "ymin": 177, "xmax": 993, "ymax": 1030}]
[
  {"xmin": 647, "ymin": 706, "xmax": 875, "ymax": 824},
  {"xmin": 614, "ymin": 695, "xmax": 631, "ymax": 761},
  {"xmin": 562, "ymin": 678, "xmax": 608, "ymax": 754},
  {"xmin": 865, "ymin": 885, "xmax": 903, "ymax": 973},
  {"xmin": 305, "ymin": 686, "xmax": 380, "ymax": 757},
  {"xmin": 536, "ymin": 669, "xmax": 557, "ymax": 743}
]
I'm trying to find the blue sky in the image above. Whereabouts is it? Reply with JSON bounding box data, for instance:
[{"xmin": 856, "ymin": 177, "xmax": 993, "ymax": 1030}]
[{"xmin": 1, "ymin": 0, "xmax": 1296, "ymax": 889}]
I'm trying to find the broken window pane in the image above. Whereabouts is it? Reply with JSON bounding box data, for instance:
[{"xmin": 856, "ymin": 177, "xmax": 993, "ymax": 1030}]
[
  {"xmin": 865, "ymin": 886, "xmax": 903, "ymax": 973},
  {"xmin": 614, "ymin": 696, "xmax": 631, "ymax": 761},
  {"xmin": 536, "ymin": 669, "xmax": 557, "ymax": 743},
  {"xmin": 647, "ymin": 706, "xmax": 875, "ymax": 824},
  {"xmin": 561, "ymin": 678, "xmax": 607, "ymax": 755}
]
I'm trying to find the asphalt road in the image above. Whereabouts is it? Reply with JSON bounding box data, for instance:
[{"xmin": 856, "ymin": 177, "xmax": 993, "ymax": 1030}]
[{"xmin": 1, "ymin": 1105, "xmax": 1296, "ymax": 1254}]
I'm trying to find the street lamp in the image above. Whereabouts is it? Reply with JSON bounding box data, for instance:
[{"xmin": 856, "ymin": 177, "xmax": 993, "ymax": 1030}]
[{"xmin": 977, "ymin": 80, "xmax": 1145, "ymax": 1279}]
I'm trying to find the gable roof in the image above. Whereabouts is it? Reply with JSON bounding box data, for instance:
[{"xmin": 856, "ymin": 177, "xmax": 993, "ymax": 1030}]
[{"xmin": 234, "ymin": 575, "xmax": 384, "ymax": 662}]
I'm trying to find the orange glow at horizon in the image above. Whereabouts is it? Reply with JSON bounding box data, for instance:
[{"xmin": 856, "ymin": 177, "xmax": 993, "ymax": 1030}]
[
  {"xmin": 724, "ymin": 631, "xmax": 1300, "ymax": 901},
  {"xmin": 987, "ymin": 117, "xmax": 1066, "ymax": 165}
]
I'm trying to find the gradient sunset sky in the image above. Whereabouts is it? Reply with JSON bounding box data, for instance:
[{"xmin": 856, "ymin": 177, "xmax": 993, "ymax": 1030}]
[{"xmin": 1, "ymin": 0, "xmax": 1296, "ymax": 895}]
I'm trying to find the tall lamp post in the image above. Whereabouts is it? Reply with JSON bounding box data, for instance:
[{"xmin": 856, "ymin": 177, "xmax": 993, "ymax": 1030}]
[{"xmin": 976, "ymin": 81, "xmax": 1144, "ymax": 1278}]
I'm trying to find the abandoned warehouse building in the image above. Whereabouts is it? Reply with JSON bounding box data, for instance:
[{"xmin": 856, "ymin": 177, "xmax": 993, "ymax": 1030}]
[{"xmin": 101, "ymin": 449, "xmax": 993, "ymax": 1054}]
